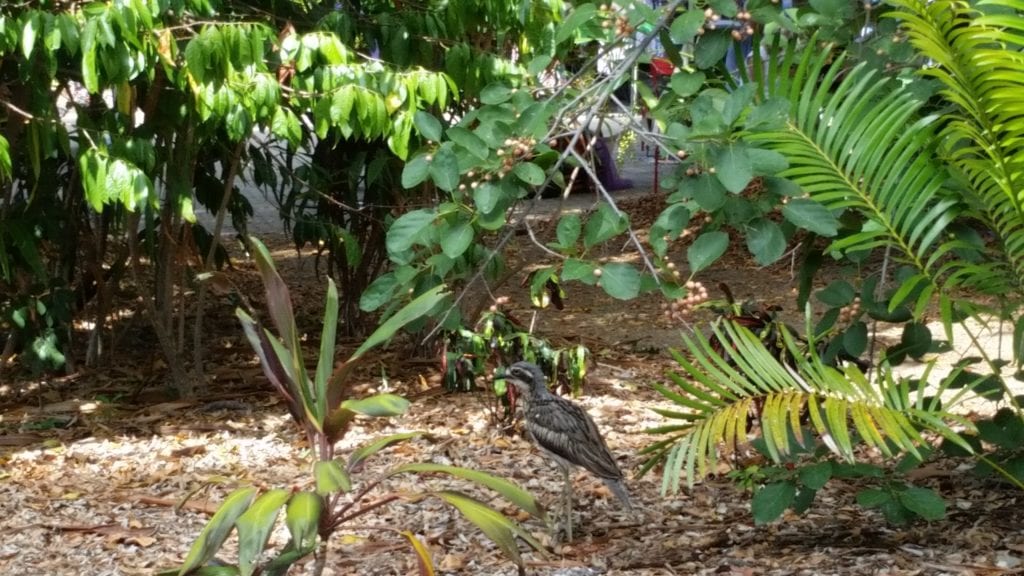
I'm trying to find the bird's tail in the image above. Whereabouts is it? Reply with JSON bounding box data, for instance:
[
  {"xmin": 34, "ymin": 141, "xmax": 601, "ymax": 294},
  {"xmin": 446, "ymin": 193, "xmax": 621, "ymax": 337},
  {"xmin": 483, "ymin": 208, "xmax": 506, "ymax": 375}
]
[{"xmin": 603, "ymin": 477, "xmax": 633, "ymax": 512}]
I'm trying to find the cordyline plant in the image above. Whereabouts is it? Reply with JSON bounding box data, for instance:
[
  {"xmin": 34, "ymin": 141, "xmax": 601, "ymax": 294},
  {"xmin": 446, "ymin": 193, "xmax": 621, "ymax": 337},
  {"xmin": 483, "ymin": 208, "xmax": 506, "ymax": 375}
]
[{"xmin": 163, "ymin": 238, "xmax": 546, "ymax": 576}]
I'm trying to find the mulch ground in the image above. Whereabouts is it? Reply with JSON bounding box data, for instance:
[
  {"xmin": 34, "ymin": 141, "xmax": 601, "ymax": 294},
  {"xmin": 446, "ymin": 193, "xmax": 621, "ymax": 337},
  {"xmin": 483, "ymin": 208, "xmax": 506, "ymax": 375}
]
[{"xmin": 2, "ymin": 195, "xmax": 1023, "ymax": 575}]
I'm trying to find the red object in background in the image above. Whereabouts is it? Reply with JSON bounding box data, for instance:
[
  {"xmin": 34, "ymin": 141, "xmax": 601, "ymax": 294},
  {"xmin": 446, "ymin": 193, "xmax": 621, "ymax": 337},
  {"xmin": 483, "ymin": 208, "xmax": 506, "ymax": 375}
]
[{"xmin": 651, "ymin": 57, "xmax": 674, "ymax": 78}]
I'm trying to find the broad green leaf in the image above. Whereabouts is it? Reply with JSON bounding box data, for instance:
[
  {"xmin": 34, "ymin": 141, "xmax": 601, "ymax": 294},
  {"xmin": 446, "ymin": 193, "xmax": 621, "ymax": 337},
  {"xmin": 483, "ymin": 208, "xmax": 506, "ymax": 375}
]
[
  {"xmin": 414, "ymin": 111, "xmax": 442, "ymax": 142},
  {"xmin": 688, "ymin": 173, "xmax": 727, "ymax": 211},
  {"xmin": 746, "ymin": 219, "xmax": 786, "ymax": 265},
  {"xmin": 782, "ymin": 198, "xmax": 838, "ymax": 236},
  {"xmin": 349, "ymin": 432, "xmax": 425, "ymax": 471},
  {"xmin": 314, "ymin": 278, "xmax": 339, "ymax": 415},
  {"xmin": 236, "ymin": 489, "xmax": 290, "ymax": 576},
  {"xmin": 440, "ymin": 220, "xmax": 473, "ymax": 259},
  {"xmin": 670, "ymin": 71, "xmax": 705, "ymax": 97},
  {"xmin": 386, "ymin": 209, "xmax": 435, "ymax": 255},
  {"xmin": 797, "ymin": 462, "xmax": 832, "ymax": 490},
  {"xmin": 751, "ymin": 481, "xmax": 795, "ymax": 524},
  {"xmin": 583, "ymin": 204, "xmax": 627, "ymax": 248},
  {"xmin": 747, "ymin": 148, "xmax": 789, "ymax": 176},
  {"xmin": 897, "ymin": 486, "xmax": 945, "ymax": 521},
  {"xmin": 340, "ymin": 393, "xmax": 410, "ymax": 417},
  {"xmin": 480, "ymin": 83, "xmax": 513, "ymax": 105},
  {"xmin": 816, "ymin": 280, "xmax": 855, "ymax": 306},
  {"xmin": 599, "ymin": 262, "xmax": 641, "ymax": 300},
  {"xmin": 474, "ymin": 182, "xmax": 501, "ymax": 214},
  {"xmin": 556, "ymin": 214, "xmax": 582, "ymax": 248},
  {"xmin": 430, "ymin": 491, "xmax": 539, "ymax": 570},
  {"xmin": 561, "ymin": 258, "xmax": 599, "ymax": 285},
  {"xmin": 556, "ymin": 4, "xmax": 598, "ymax": 44},
  {"xmin": 513, "ymin": 162, "xmax": 545, "ymax": 186},
  {"xmin": 448, "ymin": 126, "xmax": 488, "ymax": 160},
  {"xmin": 745, "ymin": 97, "xmax": 790, "ymax": 130},
  {"xmin": 359, "ymin": 272, "xmax": 398, "ymax": 312},
  {"xmin": 313, "ymin": 460, "xmax": 352, "ymax": 494},
  {"xmin": 856, "ymin": 488, "xmax": 891, "ymax": 507},
  {"xmin": 843, "ymin": 321, "xmax": 868, "ymax": 357},
  {"xmin": 650, "ymin": 204, "xmax": 691, "ymax": 257},
  {"xmin": 178, "ymin": 487, "xmax": 257, "ymax": 575},
  {"xmin": 285, "ymin": 491, "xmax": 322, "ymax": 554},
  {"xmin": 351, "ymin": 285, "xmax": 448, "ymax": 359},
  {"xmin": 402, "ymin": 153, "xmax": 431, "ymax": 188},
  {"xmin": 695, "ymin": 31, "xmax": 731, "ymax": 69},
  {"xmin": 669, "ymin": 10, "xmax": 706, "ymax": 44},
  {"xmin": 429, "ymin": 146, "xmax": 460, "ymax": 192},
  {"xmin": 715, "ymin": 144, "xmax": 753, "ymax": 193},
  {"xmin": 687, "ymin": 231, "xmax": 729, "ymax": 273},
  {"xmin": 393, "ymin": 463, "xmax": 546, "ymax": 520}
]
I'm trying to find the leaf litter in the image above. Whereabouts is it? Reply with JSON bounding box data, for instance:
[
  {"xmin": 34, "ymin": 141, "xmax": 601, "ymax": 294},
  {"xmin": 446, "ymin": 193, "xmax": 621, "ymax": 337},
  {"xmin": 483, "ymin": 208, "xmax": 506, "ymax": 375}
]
[{"xmin": 2, "ymin": 220, "xmax": 1023, "ymax": 575}]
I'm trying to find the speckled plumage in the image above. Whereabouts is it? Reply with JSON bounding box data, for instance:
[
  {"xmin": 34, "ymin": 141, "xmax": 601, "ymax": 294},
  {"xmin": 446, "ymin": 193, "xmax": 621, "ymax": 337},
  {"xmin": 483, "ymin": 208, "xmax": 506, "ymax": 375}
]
[{"xmin": 505, "ymin": 361, "xmax": 632, "ymax": 536}]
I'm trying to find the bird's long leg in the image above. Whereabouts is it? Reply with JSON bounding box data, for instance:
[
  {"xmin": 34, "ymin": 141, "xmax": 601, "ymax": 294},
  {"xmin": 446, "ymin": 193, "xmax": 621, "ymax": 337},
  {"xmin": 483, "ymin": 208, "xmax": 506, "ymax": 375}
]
[{"xmin": 561, "ymin": 464, "xmax": 572, "ymax": 542}]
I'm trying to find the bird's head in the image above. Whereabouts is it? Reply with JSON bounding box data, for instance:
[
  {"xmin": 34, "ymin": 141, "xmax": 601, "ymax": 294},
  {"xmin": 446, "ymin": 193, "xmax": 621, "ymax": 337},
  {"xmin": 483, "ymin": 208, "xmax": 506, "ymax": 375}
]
[{"xmin": 504, "ymin": 361, "xmax": 547, "ymax": 398}]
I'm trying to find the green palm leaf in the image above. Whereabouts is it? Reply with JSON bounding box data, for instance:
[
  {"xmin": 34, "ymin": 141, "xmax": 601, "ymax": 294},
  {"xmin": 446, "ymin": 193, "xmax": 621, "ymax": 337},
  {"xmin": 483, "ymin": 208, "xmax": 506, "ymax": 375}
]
[{"xmin": 645, "ymin": 321, "xmax": 973, "ymax": 493}]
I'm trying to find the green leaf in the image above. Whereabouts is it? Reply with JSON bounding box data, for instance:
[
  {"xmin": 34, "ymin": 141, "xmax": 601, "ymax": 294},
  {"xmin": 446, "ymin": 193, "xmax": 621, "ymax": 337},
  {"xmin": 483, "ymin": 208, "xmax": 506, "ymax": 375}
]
[
  {"xmin": 448, "ymin": 126, "xmax": 488, "ymax": 160},
  {"xmin": 687, "ymin": 173, "xmax": 727, "ymax": 211},
  {"xmin": 22, "ymin": 12, "xmax": 40, "ymax": 59},
  {"xmin": 715, "ymin": 144, "xmax": 753, "ymax": 193},
  {"xmin": 248, "ymin": 238, "xmax": 299, "ymax": 353},
  {"xmin": 669, "ymin": 10, "xmax": 706, "ymax": 44},
  {"xmin": 414, "ymin": 111, "xmax": 442, "ymax": 142},
  {"xmin": 474, "ymin": 182, "xmax": 502, "ymax": 214},
  {"xmin": 687, "ymin": 231, "xmax": 729, "ymax": 273},
  {"xmin": 797, "ymin": 462, "xmax": 832, "ymax": 490},
  {"xmin": 752, "ymin": 481, "xmax": 795, "ymax": 524},
  {"xmin": 178, "ymin": 487, "xmax": 257, "ymax": 575},
  {"xmin": 393, "ymin": 463, "xmax": 546, "ymax": 520},
  {"xmin": 855, "ymin": 488, "xmax": 891, "ymax": 508},
  {"xmin": 746, "ymin": 219, "xmax": 786, "ymax": 265},
  {"xmin": 782, "ymin": 198, "xmax": 838, "ymax": 236},
  {"xmin": 897, "ymin": 486, "xmax": 946, "ymax": 521},
  {"xmin": 561, "ymin": 258, "xmax": 599, "ymax": 285},
  {"xmin": 695, "ymin": 31, "xmax": 731, "ymax": 69},
  {"xmin": 513, "ymin": 162, "xmax": 545, "ymax": 186},
  {"xmin": 386, "ymin": 208, "xmax": 435, "ymax": 255},
  {"xmin": 429, "ymin": 146, "xmax": 460, "ymax": 192},
  {"xmin": 402, "ymin": 153, "xmax": 431, "ymax": 189},
  {"xmin": 556, "ymin": 214, "xmax": 582, "ymax": 248},
  {"xmin": 747, "ymin": 148, "xmax": 789, "ymax": 176},
  {"xmin": 349, "ymin": 432, "xmax": 426, "ymax": 472},
  {"xmin": 583, "ymin": 204, "xmax": 627, "ymax": 248},
  {"xmin": 599, "ymin": 262, "xmax": 641, "ymax": 300},
  {"xmin": 313, "ymin": 460, "xmax": 352, "ymax": 495},
  {"xmin": 236, "ymin": 489, "xmax": 290, "ymax": 576},
  {"xmin": 556, "ymin": 4, "xmax": 598, "ymax": 43},
  {"xmin": 285, "ymin": 492, "xmax": 322, "ymax": 554},
  {"xmin": 745, "ymin": 97, "xmax": 790, "ymax": 130},
  {"xmin": 843, "ymin": 321, "xmax": 868, "ymax": 357},
  {"xmin": 430, "ymin": 491, "xmax": 538, "ymax": 571},
  {"xmin": 340, "ymin": 393, "xmax": 410, "ymax": 417},
  {"xmin": 440, "ymin": 220, "xmax": 473, "ymax": 259},
  {"xmin": 669, "ymin": 71, "xmax": 706, "ymax": 97},
  {"xmin": 359, "ymin": 272, "xmax": 398, "ymax": 312},
  {"xmin": 351, "ymin": 285, "xmax": 448, "ymax": 360},
  {"xmin": 650, "ymin": 204, "xmax": 691, "ymax": 257},
  {"xmin": 480, "ymin": 83, "xmax": 513, "ymax": 105},
  {"xmin": 816, "ymin": 280, "xmax": 855, "ymax": 307}
]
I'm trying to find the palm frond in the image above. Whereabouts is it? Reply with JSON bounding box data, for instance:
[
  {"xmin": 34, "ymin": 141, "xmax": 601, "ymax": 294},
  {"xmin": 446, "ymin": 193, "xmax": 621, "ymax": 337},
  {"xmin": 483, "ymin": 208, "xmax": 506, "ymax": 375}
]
[
  {"xmin": 645, "ymin": 321, "xmax": 973, "ymax": 493},
  {"xmin": 887, "ymin": 0, "xmax": 1024, "ymax": 297},
  {"xmin": 746, "ymin": 41, "xmax": 977, "ymax": 319}
]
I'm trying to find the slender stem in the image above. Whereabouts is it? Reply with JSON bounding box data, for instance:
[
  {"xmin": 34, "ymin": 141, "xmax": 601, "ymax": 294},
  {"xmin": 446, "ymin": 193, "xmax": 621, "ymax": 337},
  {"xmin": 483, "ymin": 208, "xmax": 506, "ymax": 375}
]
[{"xmin": 191, "ymin": 139, "xmax": 247, "ymax": 387}]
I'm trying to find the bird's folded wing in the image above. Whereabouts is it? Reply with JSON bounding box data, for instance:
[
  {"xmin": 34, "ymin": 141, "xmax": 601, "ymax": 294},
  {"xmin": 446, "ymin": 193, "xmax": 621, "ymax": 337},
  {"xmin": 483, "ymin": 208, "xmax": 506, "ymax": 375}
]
[{"xmin": 526, "ymin": 396, "xmax": 623, "ymax": 481}]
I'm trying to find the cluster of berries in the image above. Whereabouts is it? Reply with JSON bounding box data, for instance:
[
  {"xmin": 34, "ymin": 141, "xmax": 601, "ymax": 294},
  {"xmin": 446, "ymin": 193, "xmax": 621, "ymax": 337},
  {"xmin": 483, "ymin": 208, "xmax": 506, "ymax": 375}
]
[{"xmin": 662, "ymin": 280, "xmax": 710, "ymax": 322}]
